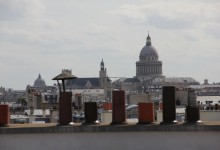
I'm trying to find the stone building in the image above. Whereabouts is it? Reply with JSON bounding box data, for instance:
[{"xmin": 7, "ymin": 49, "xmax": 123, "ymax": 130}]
[
  {"xmin": 26, "ymin": 74, "xmax": 58, "ymax": 110},
  {"xmin": 66, "ymin": 59, "xmax": 112, "ymax": 102},
  {"xmin": 136, "ymin": 33, "xmax": 164, "ymax": 82}
]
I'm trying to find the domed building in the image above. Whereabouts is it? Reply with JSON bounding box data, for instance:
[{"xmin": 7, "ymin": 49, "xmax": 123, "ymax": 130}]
[
  {"xmin": 113, "ymin": 33, "xmax": 200, "ymax": 105},
  {"xmin": 136, "ymin": 33, "xmax": 164, "ymax": 81},
  {"xmin": 33, "ymin": 74, "xmax": 46, "ymax": 87},
  {"xmin": 26, "ymin": 74, "xmax": 58, "ymax": 110}
]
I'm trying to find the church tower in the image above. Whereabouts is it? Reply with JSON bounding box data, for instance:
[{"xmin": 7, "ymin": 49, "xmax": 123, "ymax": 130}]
[
  {"xmin": 99, "ymin": 59, "xmax": 112, "ymax": 101},
  {"xmin": 136, "ymin": 33, "xmax": 163, "ymax": 82},
  {"xmin": 99, "ymin": 59, "xmax": 107, "ymax": 88}
]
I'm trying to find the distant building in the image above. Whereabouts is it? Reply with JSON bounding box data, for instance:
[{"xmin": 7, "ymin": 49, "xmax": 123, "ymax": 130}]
[
  {"xmin": 66, "ymin": 59, "xmax": 112, "ymax": 102},
  {"xmin": 203, "ymin": 79, "xmax": 209, "ymax": 85},
  {"xmin": 188, "ymin": 84, "xmax": 220, "ymax": 108},
  {"xmin": 34, "ymin": 74, "xmax": 46, "ymax": 87},
  {"xmin": 0, "ymin": 87, "xmax": 6, "ymax": 95},
  {"xmin": 0, "ymin": 86, "xmax": 26, "ymax": 105},
  {"xmin": 71, "ymin": 89, "xmax": 105, "ymax": 109},
  {"xmin": 26, "ymin": 74, "xmax": 58, "ymax": 110},
  {"xmin": 136, "ymin": 33, "xmax": 164, "ymax": 82},
  {"xmin": 113, "ymin": 33, "xmax": 199, "ymax": 104}
]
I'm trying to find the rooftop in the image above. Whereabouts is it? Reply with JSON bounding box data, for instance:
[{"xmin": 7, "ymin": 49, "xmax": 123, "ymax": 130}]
[{"xmin": 1, "ymin": 122, "xmax": 220, "ymax": 134}]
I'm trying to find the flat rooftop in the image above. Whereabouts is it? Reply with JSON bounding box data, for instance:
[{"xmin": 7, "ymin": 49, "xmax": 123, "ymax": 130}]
[{"xmin": 1, "ymin": 122, "xmax": 220, "ymax": 134}]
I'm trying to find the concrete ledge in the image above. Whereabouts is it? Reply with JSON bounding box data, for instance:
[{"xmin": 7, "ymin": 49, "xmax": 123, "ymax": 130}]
[{"xmin": 1, "ymin": 122, "xmax": 220, "ymax": 134}]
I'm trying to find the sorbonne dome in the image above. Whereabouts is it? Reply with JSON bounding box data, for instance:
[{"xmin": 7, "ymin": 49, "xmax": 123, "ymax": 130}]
[
  {"xmin": 33, "ymin": 74, "xmax": 46, "ymax": 87},
  {"xmin": 136, "ymin": 33, "xmax": 163, "ymax": 81}
]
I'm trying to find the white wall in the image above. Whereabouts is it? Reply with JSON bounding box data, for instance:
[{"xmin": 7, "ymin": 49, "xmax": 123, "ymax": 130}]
[
  {"xmin": 157, "ymin": 110, "xmax": 220, "ymax": 122},
  {"xmin": 200, "ymin": 111, "xmax": 220, "ymax": 121},
  {"xmin": 128, "ymin": 94, "xmax": 152, "ymax": 105},
  {"xmin": 101, "ymin": 111, "xmax": 112, "ymax": 124}
]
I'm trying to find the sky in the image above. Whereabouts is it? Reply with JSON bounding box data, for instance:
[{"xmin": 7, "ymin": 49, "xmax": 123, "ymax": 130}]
[{"xmin": 0, "ymin": 0, "xmax": 220, "ymax": 90}]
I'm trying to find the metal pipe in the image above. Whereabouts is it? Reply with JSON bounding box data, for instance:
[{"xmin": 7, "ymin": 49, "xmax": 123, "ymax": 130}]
[{"xmin": 62, "ymin": 79, "xmax": 65, "ymax": 92}]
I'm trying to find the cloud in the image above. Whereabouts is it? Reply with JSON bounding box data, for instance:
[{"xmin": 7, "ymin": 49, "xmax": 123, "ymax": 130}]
[
  {"xmin": 183, "ymin": 34, "xmax": 198, "ymax": 42},
  {"xmin": 110, "ymin": 4, "xmax": 195, "ymax": 29},
  {"xmin": 147, "ymin": 14, "xmax": 193, "ymax": 29},
  {"xmin": 205, "ymin": 24, "xmax": 220, "ymax": 39},
  {"xmin": 109, "ymin": 4, "xmax": 147, "ymax": 24},
  {"xmin": 85, "ymin": 23, "xmax": 119, "ymax": 46},
  {"xmin": 0, "ymin": 0, "xmax": 220, "ymax": 89},
  {"xmin": 0, "ymin": 17, "xmax": 76, "ymax": 50},
  {"xmin": 0, "ymin": 0, "xmax": 59, "ymax": 47},
  {"xmin": 0, "ymin": 0, "xmax": 45, "ymax": 21},
  {"xmin": 110, "ymin": 1, "xmax": 220, "ymax": 30}
]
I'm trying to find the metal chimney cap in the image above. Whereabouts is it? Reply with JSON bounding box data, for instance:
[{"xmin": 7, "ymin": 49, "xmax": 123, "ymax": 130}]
[{"xmin": 52, "ymin": 69, "xmax": 77, "ymax": 80}]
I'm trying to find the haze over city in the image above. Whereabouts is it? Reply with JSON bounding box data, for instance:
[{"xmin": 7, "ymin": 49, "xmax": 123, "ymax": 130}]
[{"xmin": 0, "ymin": 0, "xmax": 220, "ymax": 89}]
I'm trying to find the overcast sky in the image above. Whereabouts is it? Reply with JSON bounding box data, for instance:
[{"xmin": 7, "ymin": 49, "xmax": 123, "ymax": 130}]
[{"xmin": 0, "ymin": 0, "xmax": 220, "ymax": 90}]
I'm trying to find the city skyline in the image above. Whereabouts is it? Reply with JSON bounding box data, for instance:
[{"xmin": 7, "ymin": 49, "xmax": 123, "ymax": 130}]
[{"xmin": 0, "ymin": 0, "xmax": 220, "ymax": 89}]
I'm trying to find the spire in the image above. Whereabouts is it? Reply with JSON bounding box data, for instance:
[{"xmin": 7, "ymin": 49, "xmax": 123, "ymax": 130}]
[
  {"xmin": 100, "ymin": 59, "xmax": 104, "ymax": 71},
  {"xmin": 146, "ymin": 31, "xmax": 151, "ymax": 46},
  {"xmin": 38, "ymin": 74, "xmax": 41, "ymax": 79}
]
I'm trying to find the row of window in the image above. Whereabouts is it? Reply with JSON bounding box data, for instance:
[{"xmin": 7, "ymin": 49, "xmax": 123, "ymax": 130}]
[
  {"xmin": 140, "ymin": 56, "xmax": 158, "ymax": 61},
  {"xmin": 137, "ymin": 66, "xmax": 162, "ymax": 75}
]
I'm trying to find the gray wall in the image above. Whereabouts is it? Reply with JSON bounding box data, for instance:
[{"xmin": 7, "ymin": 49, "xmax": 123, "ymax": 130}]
[{"xmin": 0, "ymin": 132, "xmax": 220, "ymax": 150}]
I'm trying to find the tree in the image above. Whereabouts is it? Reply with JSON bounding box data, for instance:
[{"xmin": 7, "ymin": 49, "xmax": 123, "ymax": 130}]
[{"xmin": 18, "ymin": 98, "xmax": 27, "ymax": 110}]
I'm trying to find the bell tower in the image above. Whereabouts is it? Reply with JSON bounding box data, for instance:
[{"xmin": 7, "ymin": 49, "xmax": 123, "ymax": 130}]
[{"xmin": 99, "ymin": 59, "xmax": 107, "ymax": 88}]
